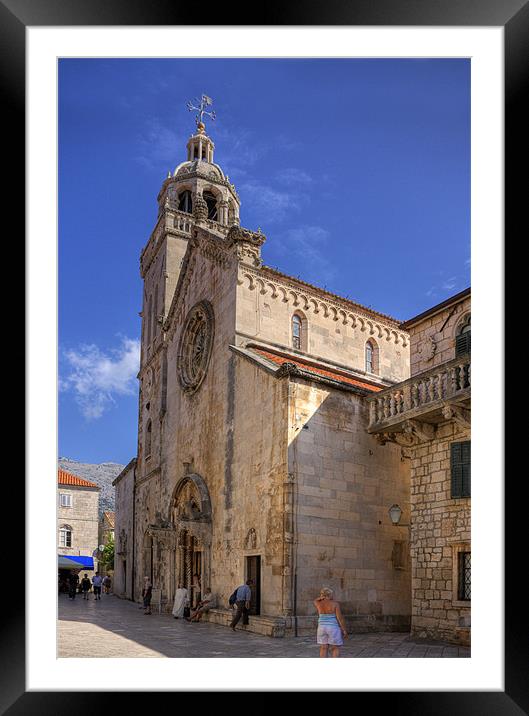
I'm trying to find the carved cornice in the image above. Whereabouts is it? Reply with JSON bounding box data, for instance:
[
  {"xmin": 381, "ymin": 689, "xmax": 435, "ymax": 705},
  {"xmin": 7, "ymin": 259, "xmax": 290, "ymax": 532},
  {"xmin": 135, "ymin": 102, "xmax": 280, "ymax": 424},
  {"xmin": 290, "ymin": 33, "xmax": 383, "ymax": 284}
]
[{"xmin": 237, "ymin": 267, "xmax": 408, "ymax": 346}]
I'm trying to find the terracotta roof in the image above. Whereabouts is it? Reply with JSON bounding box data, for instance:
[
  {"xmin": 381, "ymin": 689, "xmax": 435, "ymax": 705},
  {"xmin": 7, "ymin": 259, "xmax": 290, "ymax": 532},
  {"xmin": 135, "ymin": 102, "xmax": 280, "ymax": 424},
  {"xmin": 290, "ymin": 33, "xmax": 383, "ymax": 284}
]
[
  {"xmin": 103, "ymin": 511, "xmax": 115, "ymax": 527},
  {"xmin": 58, "ymin": 468, "xmax": 99, "ymax": 489},
  {"xmin": 250, "ymin": 347, "xmax": 383, "ymax": 393}
]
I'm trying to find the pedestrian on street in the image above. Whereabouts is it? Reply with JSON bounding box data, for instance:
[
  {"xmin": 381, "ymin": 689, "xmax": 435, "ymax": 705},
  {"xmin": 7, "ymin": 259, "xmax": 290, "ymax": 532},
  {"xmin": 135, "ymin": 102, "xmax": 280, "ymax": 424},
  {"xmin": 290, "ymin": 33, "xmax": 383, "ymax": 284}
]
[
  {"xmin": 81, "ymin": 574, "xmax": 91, "ymax": 600},
  {"xmin": 172, "ymin": 583, "xmax": 189, "ymax": 619},
  {"xmin": 187, "ymin": 587, "xmax": 215, "ymax": 622},
  {"xmin": 313, "ymin": 587, "xmax": 347, "ymax": 658},
  {"xmin": 68, "ymin": 571, "xmax": 79, "ymax": 600},
  {"xmin": 229, "ymin": 579, "xmax": 253, "ymax": 631},
  {"xmin": 103, "ymin": 575, "xmax": 112, "ymax": 594},
  {"xmin": 142, "ymin": 577, "xmax": 153, "ymax": 615},
  {"xmin": 92, "ymin": 572, "xmax": 103, "ymax": 600}
]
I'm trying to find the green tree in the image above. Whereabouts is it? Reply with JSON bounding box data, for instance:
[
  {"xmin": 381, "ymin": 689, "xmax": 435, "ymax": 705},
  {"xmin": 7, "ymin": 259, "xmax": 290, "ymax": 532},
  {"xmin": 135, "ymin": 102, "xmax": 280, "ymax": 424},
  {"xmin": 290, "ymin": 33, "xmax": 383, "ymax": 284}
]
[{"xmin": 100, "ymin": 534, "xmax": 114, "ymax": 570}]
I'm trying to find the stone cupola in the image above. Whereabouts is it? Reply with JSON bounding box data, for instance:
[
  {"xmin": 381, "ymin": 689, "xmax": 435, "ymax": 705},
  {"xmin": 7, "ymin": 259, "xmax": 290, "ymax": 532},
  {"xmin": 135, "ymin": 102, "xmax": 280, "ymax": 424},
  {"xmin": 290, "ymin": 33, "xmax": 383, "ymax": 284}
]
[{"xmin": 155, "ymin": 100, "xmax": 241, "ymax": 237}]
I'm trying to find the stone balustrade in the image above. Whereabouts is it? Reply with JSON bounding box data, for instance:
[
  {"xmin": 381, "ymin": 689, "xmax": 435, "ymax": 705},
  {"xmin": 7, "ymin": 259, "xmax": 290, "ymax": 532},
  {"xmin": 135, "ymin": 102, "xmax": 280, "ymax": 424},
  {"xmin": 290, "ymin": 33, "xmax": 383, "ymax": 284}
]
[
  {"xmin": 368, "ymin": 355, "xmax": 470, "ymax": 431},
  {"xmin": 172, "ymin": 210, "xmax": 193, "ymax": 235}
]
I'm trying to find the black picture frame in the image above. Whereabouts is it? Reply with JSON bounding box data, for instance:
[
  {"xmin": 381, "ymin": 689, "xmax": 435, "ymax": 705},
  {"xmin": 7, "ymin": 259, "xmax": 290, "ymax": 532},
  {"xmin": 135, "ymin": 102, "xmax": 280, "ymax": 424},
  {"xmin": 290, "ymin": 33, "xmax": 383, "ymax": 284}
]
[{"xmin": 11, "ymin": 0, "xmax": 523, "ymax": 711}]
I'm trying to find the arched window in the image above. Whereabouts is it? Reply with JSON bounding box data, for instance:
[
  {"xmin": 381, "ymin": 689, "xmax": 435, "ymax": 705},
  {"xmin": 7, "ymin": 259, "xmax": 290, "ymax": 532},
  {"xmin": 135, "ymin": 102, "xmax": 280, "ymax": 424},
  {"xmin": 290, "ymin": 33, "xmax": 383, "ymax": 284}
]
[
  {"xmin": 365, "ymin": 340, "xmax": 379, "ymax": 374},
  {"xmin": 203, "ymin": 191, "xmax": 218, "ymax": 221},
  {"xmin": 456, "ymin": 315, "xmax": 471, "ymax": 356},
  {"xmin": 145, "ymin": 419, "xmax": 152, "ymax": 458},
  {"xmin": 59, "ymin": 526, "xmax": 72, "ymax": 548},
  {"xmin": 178, "ymin": 190, "xmax": 193, "ymax": 214},
  {"xmin": 292, "ymin": 314, "xmax": 302, "ymax": 350}
]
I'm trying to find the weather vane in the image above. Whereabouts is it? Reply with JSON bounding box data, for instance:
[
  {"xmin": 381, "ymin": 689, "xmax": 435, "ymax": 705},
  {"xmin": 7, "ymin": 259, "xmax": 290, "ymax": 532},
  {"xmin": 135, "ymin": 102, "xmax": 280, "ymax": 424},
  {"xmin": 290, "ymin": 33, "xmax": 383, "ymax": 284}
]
[{"xmin": 187, "ymin": 94, "xmax": 216, "ymax": 131}]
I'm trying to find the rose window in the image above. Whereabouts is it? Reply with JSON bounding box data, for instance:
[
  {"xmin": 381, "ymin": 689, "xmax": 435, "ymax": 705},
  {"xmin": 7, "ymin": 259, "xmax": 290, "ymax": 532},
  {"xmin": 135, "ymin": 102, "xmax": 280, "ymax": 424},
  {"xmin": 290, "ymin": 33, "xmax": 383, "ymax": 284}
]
[{"xmin": 177, "ymin": 301, "xmax": 214, "ymax": 393}]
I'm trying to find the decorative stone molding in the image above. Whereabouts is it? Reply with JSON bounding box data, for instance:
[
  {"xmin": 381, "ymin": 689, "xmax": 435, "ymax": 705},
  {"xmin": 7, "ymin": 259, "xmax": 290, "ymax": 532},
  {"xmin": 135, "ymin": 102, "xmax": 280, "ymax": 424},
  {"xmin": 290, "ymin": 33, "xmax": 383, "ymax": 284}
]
[
  {"xmin": 244, "ymin": 528, "xmax": 257, "ymax": 550},
  {"xmin": 237, "ymin": 268, "xmax": 408, "ymax": 346},
  {"xmin": 193, "ymin": 194, "xmax": 208, "ymax": 222},
  {"xmin": 442, "ymin": 404, "xmax": 471, "ymax": 429},
  {"xmin": 177, "ymin": 300, "xmax": 215, "ymax": 394},
  {"xmin": 198, "ymin": 236, "xmax": 232, "ymax": 268},
  {"xmin": 402, "ymin": 419, "xmax": 436, "ymax": 443},
  {"xmin": 276, "ymin": 362, "xmax": 302, "ymax": 379}
]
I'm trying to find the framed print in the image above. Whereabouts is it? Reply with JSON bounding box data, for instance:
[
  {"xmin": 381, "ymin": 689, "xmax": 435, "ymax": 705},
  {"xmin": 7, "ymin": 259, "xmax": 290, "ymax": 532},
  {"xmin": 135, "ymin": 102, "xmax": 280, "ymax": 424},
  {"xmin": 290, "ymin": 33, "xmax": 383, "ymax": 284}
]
[{"xmin": 9, "ymin": 0, "xmax": 525, "ymax": 711}]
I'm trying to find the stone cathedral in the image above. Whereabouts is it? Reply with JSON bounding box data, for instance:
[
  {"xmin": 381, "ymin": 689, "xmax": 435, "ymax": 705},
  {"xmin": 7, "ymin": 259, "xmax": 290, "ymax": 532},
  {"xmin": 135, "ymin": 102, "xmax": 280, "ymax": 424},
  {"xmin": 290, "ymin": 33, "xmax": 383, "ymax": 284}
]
[{"xmin": 114, "ymin": 97, "xmax": 418, "ymax": 637}]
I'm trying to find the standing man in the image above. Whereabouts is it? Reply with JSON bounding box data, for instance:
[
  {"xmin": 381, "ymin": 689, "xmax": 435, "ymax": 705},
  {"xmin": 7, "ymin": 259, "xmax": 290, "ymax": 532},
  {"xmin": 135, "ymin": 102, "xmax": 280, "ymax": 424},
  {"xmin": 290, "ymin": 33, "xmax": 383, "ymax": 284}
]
[
  {"xmin": 68, "ymin": 571, "xmax": 79, "ymax": 600},
  {"xmin": 229, "ymin": 579, "xmax": 253, "ymax": 631},
  {"xmin": 92, "ymin": 571, "xmax": 103, "ymax": 600}
]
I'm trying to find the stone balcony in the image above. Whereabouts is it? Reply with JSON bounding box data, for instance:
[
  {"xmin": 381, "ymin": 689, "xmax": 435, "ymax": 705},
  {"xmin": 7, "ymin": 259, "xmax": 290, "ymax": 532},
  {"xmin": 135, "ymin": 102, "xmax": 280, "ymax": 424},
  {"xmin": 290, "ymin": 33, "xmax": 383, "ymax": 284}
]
[{"xmin": 367, "ymin": 355, "xmax": 470, "ymax": 439}]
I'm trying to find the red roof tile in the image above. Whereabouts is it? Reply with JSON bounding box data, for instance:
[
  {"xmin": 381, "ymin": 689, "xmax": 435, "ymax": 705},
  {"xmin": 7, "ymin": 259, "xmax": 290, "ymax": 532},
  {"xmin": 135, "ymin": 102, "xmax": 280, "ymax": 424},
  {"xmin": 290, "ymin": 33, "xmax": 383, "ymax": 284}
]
[
  {"xmin": 251, "ymin": 348, "xmax": 383, "ymax": 393},
  {"xmin": 58, "ymin": 468, "xmax": 99, "ymax": 489}
]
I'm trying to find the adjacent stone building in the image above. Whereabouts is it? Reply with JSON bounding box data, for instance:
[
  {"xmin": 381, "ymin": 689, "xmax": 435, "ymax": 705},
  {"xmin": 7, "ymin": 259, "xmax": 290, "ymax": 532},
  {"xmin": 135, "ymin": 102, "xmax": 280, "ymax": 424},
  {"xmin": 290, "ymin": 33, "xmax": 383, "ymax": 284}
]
[
  {"xmin": 58, "ymin": 468, "xmax": 100, "ymax": 571},
  {"xmin": 367, "ymin": 288, "xmax": 471, "ymax": 645},
  {"xmin": 99, "ymin": 511, "xmax": 115, "ymax": 547},
  {"xmin": 113, "ymin": 459, "xmax": 136, "ymax": 599},
  {"xmin": 114, "ymin": 107, "xmax": 415, "ymax": 636}
]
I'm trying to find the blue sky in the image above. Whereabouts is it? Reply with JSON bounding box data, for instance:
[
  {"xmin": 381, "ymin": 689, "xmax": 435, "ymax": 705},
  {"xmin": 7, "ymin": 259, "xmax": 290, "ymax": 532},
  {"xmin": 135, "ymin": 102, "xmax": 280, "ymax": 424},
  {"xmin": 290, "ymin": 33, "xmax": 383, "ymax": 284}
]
[{"xmin": 58, "ymin": 58, "xmax": 470, "ymax": 465}]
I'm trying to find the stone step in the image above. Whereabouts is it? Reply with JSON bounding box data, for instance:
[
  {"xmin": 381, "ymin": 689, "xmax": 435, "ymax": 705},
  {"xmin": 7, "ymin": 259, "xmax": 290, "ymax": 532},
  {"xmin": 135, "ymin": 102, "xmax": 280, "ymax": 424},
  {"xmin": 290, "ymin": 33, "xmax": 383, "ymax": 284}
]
[{"xmin": 204, "ymin": 609, "xmax": 287, "ymax": 638}]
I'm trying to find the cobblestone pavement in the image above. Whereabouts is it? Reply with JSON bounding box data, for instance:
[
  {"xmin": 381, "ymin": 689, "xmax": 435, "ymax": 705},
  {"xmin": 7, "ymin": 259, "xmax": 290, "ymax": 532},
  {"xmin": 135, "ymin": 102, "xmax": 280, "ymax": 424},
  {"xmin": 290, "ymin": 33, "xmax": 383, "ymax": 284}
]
[{"xmin": 58, "ymin": 593, "xmax": 470, "ymax": 658}]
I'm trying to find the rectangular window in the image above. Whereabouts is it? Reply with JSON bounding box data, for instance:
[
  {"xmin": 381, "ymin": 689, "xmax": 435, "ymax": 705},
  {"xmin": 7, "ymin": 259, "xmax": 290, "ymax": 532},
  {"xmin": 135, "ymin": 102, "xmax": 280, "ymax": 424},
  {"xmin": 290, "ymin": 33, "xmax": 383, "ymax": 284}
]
[
  {"xmin": 458, "ymin": 551, "xmax": 471, "ymax": 600},
  {"xmin": 451, "ymin": 441, "xmax": 470, "ymax": 498},
  {"xmin": 60, "ymin": 531, "xmax": 72, "ymax": 547},
  {"xmin": 60, "ymin": 493, "xmax": 72, "ymax": 507}
]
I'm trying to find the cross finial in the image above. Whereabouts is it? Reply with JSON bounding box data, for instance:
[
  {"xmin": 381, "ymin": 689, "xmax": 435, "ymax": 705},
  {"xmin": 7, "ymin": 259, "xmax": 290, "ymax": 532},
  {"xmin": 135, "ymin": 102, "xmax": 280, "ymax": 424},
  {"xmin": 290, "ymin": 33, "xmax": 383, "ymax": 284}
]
[{"xmin": 187, "ymin": 94, "xmax": 216, "ymax": 132}]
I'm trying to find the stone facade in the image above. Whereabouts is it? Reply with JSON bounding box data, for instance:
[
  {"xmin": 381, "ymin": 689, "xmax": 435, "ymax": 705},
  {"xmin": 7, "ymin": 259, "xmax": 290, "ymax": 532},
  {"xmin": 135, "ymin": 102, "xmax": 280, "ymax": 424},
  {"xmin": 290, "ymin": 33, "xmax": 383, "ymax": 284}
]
[
  {"xmin": 112, "ymin": 460, "xmax": 136, "ymax": 599},
  {"xmin": 58, "ymin": 471, "xmax": 100, "ymax": 571},
  {"xmin": 115, "ymin": 114, "xmax": 413, "ymax": 635},
  {"xmin": 367, "ymin": 289, "xmax": 470, "ymax": 645}
]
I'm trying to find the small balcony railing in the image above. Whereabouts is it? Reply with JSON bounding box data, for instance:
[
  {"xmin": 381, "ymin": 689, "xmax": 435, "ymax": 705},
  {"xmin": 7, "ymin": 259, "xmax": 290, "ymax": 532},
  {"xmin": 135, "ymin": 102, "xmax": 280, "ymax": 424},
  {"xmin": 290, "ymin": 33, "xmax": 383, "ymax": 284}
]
[{"xmin": 367, "ymin": 355, "xmax": 470, "ymax": 432}]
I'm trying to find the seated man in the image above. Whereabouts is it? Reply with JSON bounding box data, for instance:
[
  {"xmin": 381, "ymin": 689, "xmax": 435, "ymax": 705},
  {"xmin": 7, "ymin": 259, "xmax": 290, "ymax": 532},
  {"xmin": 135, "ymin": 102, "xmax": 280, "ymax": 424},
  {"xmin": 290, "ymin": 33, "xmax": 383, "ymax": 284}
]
[{"xmin": 187, "ymin": 588, "xmax": 215, "ymax": 622}]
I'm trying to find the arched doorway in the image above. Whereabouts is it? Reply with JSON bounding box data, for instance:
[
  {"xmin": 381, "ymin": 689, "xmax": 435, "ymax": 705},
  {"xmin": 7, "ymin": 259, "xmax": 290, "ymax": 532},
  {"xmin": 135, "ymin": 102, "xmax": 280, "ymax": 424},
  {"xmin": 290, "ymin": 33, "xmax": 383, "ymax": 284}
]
[{"xmin": 171, "ymin": 473, "xmax": 212, "ymax": 609}]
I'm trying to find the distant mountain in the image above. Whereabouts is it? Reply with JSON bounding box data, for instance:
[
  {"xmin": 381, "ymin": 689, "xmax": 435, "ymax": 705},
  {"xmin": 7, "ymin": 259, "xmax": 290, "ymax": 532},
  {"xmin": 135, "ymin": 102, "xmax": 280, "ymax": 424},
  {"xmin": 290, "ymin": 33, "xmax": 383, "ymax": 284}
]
[{"xmin": 58, "ymin": 457, "xmax": 124, "ymax": 516}]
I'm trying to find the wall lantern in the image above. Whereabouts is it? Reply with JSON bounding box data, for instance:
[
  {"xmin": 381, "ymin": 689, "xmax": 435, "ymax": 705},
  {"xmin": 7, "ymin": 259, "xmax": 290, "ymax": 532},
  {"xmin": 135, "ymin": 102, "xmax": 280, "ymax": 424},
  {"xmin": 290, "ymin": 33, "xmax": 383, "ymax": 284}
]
[{"xmin": 388, "ymin": 504, "xmax": 410, "ymax": 527}]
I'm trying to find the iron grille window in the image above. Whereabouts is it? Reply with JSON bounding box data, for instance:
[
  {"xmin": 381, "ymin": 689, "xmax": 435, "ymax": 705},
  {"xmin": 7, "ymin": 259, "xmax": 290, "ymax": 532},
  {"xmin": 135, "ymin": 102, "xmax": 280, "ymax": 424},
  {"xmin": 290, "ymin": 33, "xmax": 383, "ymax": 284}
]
[
  {"xmin": 458, "ymin": 551, "xmax": 471, "ymax": 600},
  {"xmin": 451, "ymin": 441, "xmax": 471, "ymax": 498}
]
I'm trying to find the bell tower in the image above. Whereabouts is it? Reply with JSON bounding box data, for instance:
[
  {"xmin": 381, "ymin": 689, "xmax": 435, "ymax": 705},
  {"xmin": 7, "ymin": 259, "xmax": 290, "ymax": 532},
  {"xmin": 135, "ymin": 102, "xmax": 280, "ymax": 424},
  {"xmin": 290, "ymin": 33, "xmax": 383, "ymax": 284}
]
[{"xmin": 139, "ymin": 95, "xmax": 241, "ymax": 370}]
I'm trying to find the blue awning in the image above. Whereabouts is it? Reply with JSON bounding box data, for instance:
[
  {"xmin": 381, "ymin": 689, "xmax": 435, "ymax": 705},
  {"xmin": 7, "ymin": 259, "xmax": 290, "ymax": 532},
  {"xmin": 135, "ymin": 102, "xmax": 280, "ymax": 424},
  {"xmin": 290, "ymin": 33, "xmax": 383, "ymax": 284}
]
[{"xmin": 59, "ymin": 555, "xmax": 94, "ymax": 570}]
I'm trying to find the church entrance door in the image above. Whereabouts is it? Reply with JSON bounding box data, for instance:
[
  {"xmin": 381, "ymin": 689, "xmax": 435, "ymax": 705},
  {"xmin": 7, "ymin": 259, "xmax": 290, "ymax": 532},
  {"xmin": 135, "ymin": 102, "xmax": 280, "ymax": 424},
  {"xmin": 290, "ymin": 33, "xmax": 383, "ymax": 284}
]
[{"xmin": 246, "ymin": 556, "xmax": 261, "ymax": 616}]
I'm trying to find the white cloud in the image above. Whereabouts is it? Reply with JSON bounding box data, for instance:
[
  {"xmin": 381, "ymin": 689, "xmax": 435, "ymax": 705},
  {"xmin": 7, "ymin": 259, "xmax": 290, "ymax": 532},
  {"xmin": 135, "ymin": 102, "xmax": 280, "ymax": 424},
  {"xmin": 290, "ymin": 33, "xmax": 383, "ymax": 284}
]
[
  {"xmin": 442, "ymin": 277, "xmax": 457, "ymax": 290},
  {"xmin": 275, "ymin": 168, "xmax": 312, "ymax": 186},
  {"xmin": 134, "ymin": 119, "xmax": 186, "ymax": 172},
  {"xmin": 277, "ymin": 226, "xmax": 336, "ymax": 284},
  {"xmin": 60, "ymin": 337, "xmax": 140, "ymax": 420},
  {"xmin": 240, "ymin": 180, "xmax": 301, "ymax": 223}
]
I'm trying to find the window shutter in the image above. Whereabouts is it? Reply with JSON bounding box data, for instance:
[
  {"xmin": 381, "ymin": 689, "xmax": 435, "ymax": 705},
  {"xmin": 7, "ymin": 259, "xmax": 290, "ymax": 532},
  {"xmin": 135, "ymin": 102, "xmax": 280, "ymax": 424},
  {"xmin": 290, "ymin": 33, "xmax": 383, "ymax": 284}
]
[
  {"xmin": 451, "ymin": 441, "xmax": 471, "ymax": 498},
  {"xmin": 456, "ymin": 332, "xmax": 471, "ymax": 356}
]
